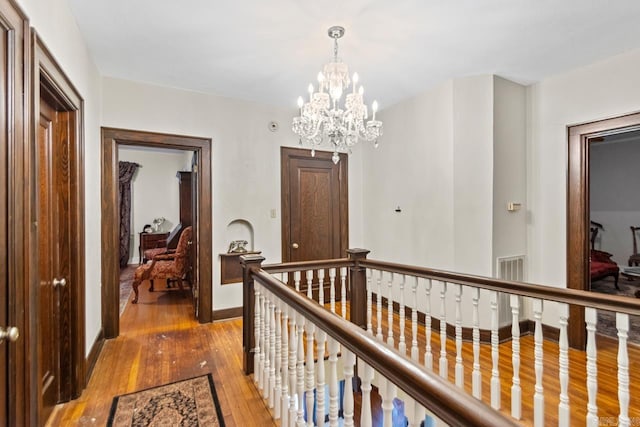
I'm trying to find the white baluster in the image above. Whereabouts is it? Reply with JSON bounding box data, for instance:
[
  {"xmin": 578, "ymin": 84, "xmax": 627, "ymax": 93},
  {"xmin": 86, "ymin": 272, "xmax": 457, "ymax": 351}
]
[
  {"xmin": 343, "ymin": 349, "xmax": 356, "ymax": 427},
  {"xmin": 411, "ymin": 277, "xmax": 419, "ymax": 361},
  {"xmin": 294, "ymin": 270, "xmax": 301, "ymax": 292},
  {"xmin": 424, "ymin": 279, "xmax": 433, "ymax": 371},
  {"xmin": 318, "ymin": 269, "xmax": 325, "ymax": 306},
  {"xmin": 305, "ymin": 321, "xmax": 315, "ymax": 427},
  {"xmin": 274, "ymin": 304, "xmax": 282, "ymax": 416},
  {"xmin": 280, "ymin": 303, "xmax": 289, "ymax": 427},
  {"xmin": 472, "ymin": 287, "xmax": 481, "ymax": 399},
  {"xmin": 558, "ymin": 303, "xmax": 570, "ymax": 427},
  {"xmin": 261, "ymin": 291, "xmax": 269, "ymax": 395},
  {"xmin": 340, "ymin": 267, "xmax": 347, "ymax": 318},
  {"xmin": 328, "ymin": 338, "xmax": 340, "ymax": 427},
  {"xmin": 268, "ymin": 298, "xmax": 276, "ymax": 404},
  {"xmin": 617, "ymin": 313, "xmax": 630, "ymax": 427},
  {"xmin": 585, "ymin": 307, "xmax": 598, "ymax": 427},
  {"xmin": 455, "ymin": 284, "xmax": 463, "ymax": 388},
  {"xmin": 366, "ymin": 269, "xmax": 373, "ymax": 334},
  {"xmin": 510, "ymin": 294, "xmax": 521, "ymax": 420},
  {"xmin": 316, "ymin": 330, "xmax": 326, "ymax": 427},
  {"xmin": 329, "ymin": 267, "xmax": 336, "ymax": 314},
  {"xmin": 297, "ymin": 315, "xmax": 306, "ymax": 426},
  {"xmin": 254, "ymin": 286, "xmax": 261, "ymax": 385},
  {"xmin": 490, "ymin": 291, "xmax": 500, "ymax": 410},
  {"xmin": 387, "ymin": 273, "xmax": 395, "ymax": 347},
  {"xmin": 359, "ymin": 361, "xmax": 374, "ymax": 427},
  {"xmin": 406, "ymin": 397, "xmax": 426, "ymax": 427},
  {"xmin": 399, "ymin": 275, "xmax": 407, "ymax": 355},
  {"xmin": 376, "ymin": 271, "xmax": 384, "ymax": 341},
  {"xmin": 533, "ymin": 299, "xmax": 544, "ymax": 427},
  {"xmin": 289, "ymin": 310, "xmax": 298, "ymax": 426},
  {"xmin": 439, "ymin": 281, "xmax": 448, "ymax": 379},
  {"xmin": 381, "ymin": 376, "xmax": 397, "ymax": 427},
  {"xmin": 306, "ymin": 270, "xmax": 313, "ymax": 300}
]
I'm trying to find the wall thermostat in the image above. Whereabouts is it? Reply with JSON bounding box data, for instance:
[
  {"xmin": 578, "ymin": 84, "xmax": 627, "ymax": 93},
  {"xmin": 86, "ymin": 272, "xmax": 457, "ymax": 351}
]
[{"xmin": 268, "ymin": 121, "xmax": 279, "ymax": 132}]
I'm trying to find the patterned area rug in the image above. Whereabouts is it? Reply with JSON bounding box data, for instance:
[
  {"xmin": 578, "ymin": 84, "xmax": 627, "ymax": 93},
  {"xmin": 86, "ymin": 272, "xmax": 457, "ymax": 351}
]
[
  {"xmin": 119, "ymin": 265, "xmax": 137, "ymax": 315},
  {"xmin": 591, "ymin": 276, "xmax": 640, "ymax": 343},
  {"xmin": 107, "ymin": 374, "xmax": 225, "ymax": 427}
]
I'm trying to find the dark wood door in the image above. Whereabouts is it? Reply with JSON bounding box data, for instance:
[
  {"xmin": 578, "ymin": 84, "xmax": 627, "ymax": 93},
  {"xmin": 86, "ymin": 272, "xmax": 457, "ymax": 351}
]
[
  {"xmin": 190, "ymin": 155, "xmax": 199, "ymax": 315},
  {"xmin": 281, "ymin": 147, "xmax": 348, "ymax": 262},
  {"xmin": 37, "ymin": 95, "xmax": 71, "ymax": 420}
]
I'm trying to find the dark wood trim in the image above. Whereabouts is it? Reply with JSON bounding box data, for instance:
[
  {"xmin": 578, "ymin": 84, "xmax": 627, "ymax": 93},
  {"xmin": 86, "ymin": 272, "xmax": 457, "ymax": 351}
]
[
  {"xmin": 101, "ymin": 127, "xmax": 213, "ymax": 339},
  {"xmin": 85, "ymin": 329, "xmax": 105, "ymax": 382},
  {"xmin": 280, "ymin": 147, "xmax": 348, "ymax": 262},
  {"xmin": 250, "ymin": 268, "xmax": 518, "ymax": 427},
  {"xmin": 567, "ymin": 111, "xmax": 640, "ymax": 349},
  {"xmin": 2, "ymin": 1, "xmax": 31, "ymax": 424},
  {"xmin": 212, "ymin": 306, "xmax": 243, "ymax": 321},
  {"xmin": 30, "ymin": 30, "xmax": 86, "ymax": 414}
]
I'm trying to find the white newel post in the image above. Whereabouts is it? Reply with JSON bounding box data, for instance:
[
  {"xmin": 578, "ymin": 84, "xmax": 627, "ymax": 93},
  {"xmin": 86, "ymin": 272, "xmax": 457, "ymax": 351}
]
[
  {"xmin": 472, "ymin": 287, "xmax": 481, "ymax": 399},
  {"xmin": 585, "ymin": 307, "xmax": 598, "ymax": 427},
  {"xmin": 558, "ymin": 303, "xmax": 570, "ymax": 427},
  {"xmin": 510, "ymin": 294, "xmax": 521, "ymax": 420},
  {"xmin": 490, "ymin": 291, "xmax": 500, "ymax": 410},
  {"xmin": 455, "ymin": 284, "xmax": 463, "ymax": 388},
  {"xmin": 617, "ymin": 313, "xmax": 630, "ymax": 427},
  {"xmin": 439, "ymin": 281, "xmax": 448, "ymax": 380},
  {"xmin": 533, "ymin": 299, "xmax": 544, "ymax": 427}
]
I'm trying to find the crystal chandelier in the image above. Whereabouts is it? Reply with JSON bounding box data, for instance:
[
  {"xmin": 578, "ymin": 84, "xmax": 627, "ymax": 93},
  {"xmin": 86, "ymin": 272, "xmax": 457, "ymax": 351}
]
[{"xmin": 292, "ymin": 26, "xmax": 383, "ymax": 164}]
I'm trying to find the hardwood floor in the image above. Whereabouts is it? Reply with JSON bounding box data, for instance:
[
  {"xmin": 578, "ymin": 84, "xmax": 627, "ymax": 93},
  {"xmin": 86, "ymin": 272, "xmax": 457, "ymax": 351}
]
[
  {"xmin": 46, "ymin": 280, "xmax": 276, "ymax": 426},
  {"xmin": 47, "ymin": 284, "xmax": 639, "ymax": 426}
]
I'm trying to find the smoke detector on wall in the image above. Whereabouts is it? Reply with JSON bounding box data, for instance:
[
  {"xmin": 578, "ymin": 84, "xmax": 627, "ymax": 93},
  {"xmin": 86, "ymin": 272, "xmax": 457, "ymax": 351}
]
[{"xmin": 268, "ymin": 121, "xmax": 279, "ymax": 132}]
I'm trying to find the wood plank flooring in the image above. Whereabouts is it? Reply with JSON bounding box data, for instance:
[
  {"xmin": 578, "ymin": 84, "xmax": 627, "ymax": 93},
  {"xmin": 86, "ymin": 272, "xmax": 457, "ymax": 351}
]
[
  {"xmin": 46, "ymin": 280, "xmax": 276, "ymax": 426},
  {"xmin": 47, "ymin": 283, "xmax": 639, "ymax": 426}
]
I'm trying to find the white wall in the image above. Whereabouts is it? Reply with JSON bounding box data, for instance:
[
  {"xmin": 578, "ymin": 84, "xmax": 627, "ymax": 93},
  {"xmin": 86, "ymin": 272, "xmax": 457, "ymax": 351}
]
[
  {"xmin": 15, "ymin": 0, "xmax": 103, "ymax": 355},
  {"xmin": 590, "ymin": 138, "xmax": 640, "ymax": 264},
  {"xmin": 101, "ymin": 77, "xmax": 365, "ymax": 311},
  {"xmin": 118, "ymin": 147, "xmax": 186, "ymax": 264}
]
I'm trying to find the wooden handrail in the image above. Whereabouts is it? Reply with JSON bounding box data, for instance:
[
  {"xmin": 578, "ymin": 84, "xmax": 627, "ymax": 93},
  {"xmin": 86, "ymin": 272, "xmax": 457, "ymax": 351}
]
[
  {"xmin": 263, "ymin": 258, "xmax": 353, "ymax": 274},
  {"xmin": 361, "ymin": 259, "xmax": 640, "ymax": 316},
  {"xmin": 251, "ymin": 267, "xmax": 519, "ymax": 427}
]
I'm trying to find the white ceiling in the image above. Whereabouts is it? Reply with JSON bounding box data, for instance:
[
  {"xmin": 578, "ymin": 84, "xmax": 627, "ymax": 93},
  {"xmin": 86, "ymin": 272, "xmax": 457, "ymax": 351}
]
[{"xmin": 68, "ymin": 0, "xmax": 640, "ymax": 109}]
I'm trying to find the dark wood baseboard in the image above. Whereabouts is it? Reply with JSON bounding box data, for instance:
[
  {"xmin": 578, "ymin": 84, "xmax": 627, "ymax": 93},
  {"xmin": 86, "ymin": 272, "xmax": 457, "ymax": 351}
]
[
  {"xmin": 213, "ymin": 306, "xmax": 243, "ymax": 321},
  {"xmin": 85, "ymin": 328, "xmax": 105, "ymax": 384},
  {"xmin": 373, "ymin": 294, "xmax": 560, "ymax": 344}
]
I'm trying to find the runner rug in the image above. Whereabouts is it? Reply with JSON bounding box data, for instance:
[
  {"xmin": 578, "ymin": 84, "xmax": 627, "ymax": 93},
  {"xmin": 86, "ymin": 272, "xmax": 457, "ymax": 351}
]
[{"xmin": 107, "ymin": 374, "xmax": 225, "ymax": 426}]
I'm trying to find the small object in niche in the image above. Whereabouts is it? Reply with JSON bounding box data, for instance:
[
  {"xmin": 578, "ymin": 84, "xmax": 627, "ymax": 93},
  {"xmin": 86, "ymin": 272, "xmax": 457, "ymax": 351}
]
[{"xmin": 228, "ymin": 240, "xmax": 248, "ymax": 253}]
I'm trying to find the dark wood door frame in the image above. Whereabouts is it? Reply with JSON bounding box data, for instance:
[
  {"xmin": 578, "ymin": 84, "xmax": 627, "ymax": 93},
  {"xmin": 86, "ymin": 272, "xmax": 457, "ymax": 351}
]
[
  {"xmin": 101, "ymin": 127, "xmax": 212, "ymax": 339},
  {"xmin": 28, "ymin": 31, "xmax": 86, "ymax": 421},
  {"xmin": 280, "ymin": 147, "xmax": 348, "ymax": 262},
  {"xmin": 567, "ymin": 111, "xmax": 640, "ymax": 349}
]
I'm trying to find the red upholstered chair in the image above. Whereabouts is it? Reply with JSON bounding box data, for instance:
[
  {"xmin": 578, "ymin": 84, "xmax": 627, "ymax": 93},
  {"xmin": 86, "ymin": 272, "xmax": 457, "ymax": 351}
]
[
  {"xmin": 590, "ymin": 249, "xmax": 619, "ymax": 289},
  {"xmin": 132, "ymin": 226, "xmax": 192, "ymax": 304}
]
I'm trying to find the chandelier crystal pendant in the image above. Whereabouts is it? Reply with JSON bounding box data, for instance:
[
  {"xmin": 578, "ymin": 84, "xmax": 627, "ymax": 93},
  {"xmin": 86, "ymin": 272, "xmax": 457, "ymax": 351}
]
[{"xmin": 292, "ymin": 26, "xmax": 383, "ymax": 164}]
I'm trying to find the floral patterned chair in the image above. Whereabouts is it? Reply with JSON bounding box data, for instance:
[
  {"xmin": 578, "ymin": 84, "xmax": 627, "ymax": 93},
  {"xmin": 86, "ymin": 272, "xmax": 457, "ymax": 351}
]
[{"xmin": 132, "ymin": 226, "xmax": 192, "ymax": 304}]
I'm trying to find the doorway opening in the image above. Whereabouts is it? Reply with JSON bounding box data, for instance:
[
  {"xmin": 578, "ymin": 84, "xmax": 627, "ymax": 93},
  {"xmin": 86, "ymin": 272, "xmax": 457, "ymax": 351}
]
[
  {"xmin": 101, "ymin": 128, "xmax": 212, "ymax": 339},
  {"xmin": 567, "ymin": 111, "xmax": 640, "ymax": 349}
]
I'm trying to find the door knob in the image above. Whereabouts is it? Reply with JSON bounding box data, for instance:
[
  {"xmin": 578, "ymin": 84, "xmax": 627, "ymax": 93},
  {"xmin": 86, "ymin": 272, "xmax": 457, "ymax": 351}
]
[
  {"xmin": 292, "ymin": 243, "xmax": 299, "ymax": 249},
  {"xmin": 53, "ymin": 277, "xmax": 67, "ymax": 288},
  {"xmin": 0, "ymin": 326, "xmax": 19, "ymax": 344}
]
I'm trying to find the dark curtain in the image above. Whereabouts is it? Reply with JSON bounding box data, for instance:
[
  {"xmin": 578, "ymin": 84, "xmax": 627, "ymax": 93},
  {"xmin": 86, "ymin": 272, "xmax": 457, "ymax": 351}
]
[{"xmin": 119, "ymin": 161, "xmax": 139, "ymax": 268}]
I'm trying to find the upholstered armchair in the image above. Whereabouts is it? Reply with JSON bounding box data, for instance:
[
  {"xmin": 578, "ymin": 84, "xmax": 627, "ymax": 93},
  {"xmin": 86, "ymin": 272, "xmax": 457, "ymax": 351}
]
[{"xmin": 132, "ymin": 226, "xmax": 193, "ymax": 304}]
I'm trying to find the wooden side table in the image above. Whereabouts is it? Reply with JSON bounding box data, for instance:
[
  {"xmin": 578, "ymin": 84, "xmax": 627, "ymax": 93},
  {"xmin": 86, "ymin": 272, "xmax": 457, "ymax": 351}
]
[
  {"xmin": 220, "ymin": 251, "xmax": 261, "ymax": 284},
  {"xmin": 139, "ymin": 232, "xmax": 169, "ymax": 264}
]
